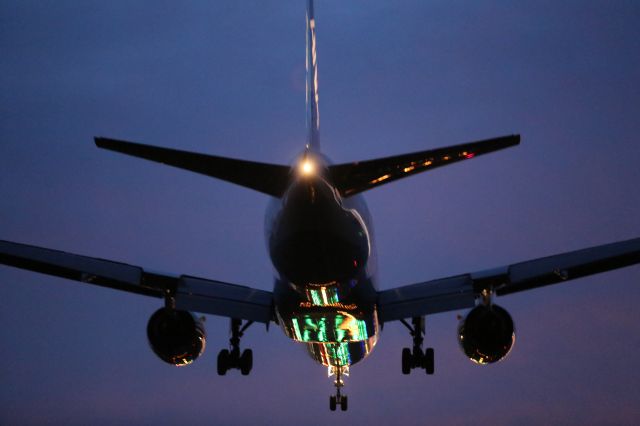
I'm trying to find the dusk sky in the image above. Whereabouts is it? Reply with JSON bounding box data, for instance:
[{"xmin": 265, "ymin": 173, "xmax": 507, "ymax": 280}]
[{"xmin": 1, "ymin": 1, "xmax": 640, "ymax": 424}]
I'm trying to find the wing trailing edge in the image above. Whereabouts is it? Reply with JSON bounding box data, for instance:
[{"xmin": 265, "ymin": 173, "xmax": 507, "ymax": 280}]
[
  {"xmin": 95, "ymin": 137, "xmax": 292, "ymax": 198},
  {"xmin": 377, "ymin": 236, "xmax": 640, "ymax": 322},
  {"xmin": 0, "ymin": 240, "xmax": 274, "ymax": 323},
  {"xmin": 329, "ymin": 134, "xmax": 520, "ymax": 196}
]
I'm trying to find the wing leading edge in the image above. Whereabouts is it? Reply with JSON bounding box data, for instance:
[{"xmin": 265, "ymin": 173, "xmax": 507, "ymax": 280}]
[
  {"xmin": 378, "ymin": 237, "xmax": 640, "ymax": 323},
  {"xmin": 0, "ymin": 240, "xmax": 273, "ymax": 323}
]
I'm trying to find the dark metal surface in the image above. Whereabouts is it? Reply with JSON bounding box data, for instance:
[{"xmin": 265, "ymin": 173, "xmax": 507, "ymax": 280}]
[
  {"xmin": 176, "ymin": 276, "xmax": 273, "ymax": 324},
  {"xmin": 329, "ymin": 134, "xmax": 520, "ymax": 196},
  {"xmin": 378, "ymin": 275, "xmax": 475, "ymax": 322},
  {"xmin": 0, "ymin": 240, "xmax": 275, "ymax": 323},
  {"xmin": 457, "ymin": 304, "xmax": 515, "ymax": 365},
  {"xmin": 95, "ymin": 137, "xmax": 292, "ymax": 197},
  {"xmin": 269, "ymin": 177, "xmax": 370, "ymax": 286},
  {"xmin": 147, "ymin": 307, "xmax": 206, "ymax": 366},
  {"xmin": 377, "ymin": 236, "xmax": 640, "ymax": 322},
  {"xmin": 496, "ymin": 237, "xmax": 640, "ymax": 295},
  {"xmin": 0, "ymin": 239, "xmax": 160, "ymax": 297}
]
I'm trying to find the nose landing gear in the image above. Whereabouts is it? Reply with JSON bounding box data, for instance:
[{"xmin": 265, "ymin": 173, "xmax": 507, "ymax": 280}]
[
  {"xmin": 217, "ymin": 319, "xmax": 254, "ymax": 375},
  {"xmin": 400, "ymin": 316, "xmax": 434, "ymax": 375},
  {"xmin": 329, "ymin": 366, "xmax": 349, "ymax": 411}
]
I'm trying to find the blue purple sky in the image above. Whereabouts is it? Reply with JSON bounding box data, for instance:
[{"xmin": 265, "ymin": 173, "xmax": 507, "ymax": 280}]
[{"xmin": 1, "ymin": 1, "xmax": 640, "ymax": 424}]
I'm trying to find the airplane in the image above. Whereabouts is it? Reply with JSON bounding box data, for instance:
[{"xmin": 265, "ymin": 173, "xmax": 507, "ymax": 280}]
[{"xmin": 1, "ymin": 0, "xmax": 639, "ymax": 413}]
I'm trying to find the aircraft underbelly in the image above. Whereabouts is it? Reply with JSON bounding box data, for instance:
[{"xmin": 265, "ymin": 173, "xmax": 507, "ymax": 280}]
[
  {"xmin": 279, "ymin": 306, "xmax": 379, "ymax": 367},
  {"xmin": 268, "ymin": 171, "xmax": 380, "ymax": 366},
  {"xmin": 305, "ymin": 337, "xmax": 378, "ymax": 367}
]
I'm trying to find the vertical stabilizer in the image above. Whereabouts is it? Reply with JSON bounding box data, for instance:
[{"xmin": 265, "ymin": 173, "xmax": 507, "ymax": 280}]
[{"xmin": 306, "ymin": 0, "xmax": 320, "ymax": 151}]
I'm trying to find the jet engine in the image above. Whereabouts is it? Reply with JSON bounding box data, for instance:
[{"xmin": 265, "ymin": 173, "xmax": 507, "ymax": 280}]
[
  {"xmin": 147, "ymin": 307, "xmax": 206, "ymax": 366},
  {"xmin": 457, "ymin": 304, "xmax": 515, "ymax": 364}
]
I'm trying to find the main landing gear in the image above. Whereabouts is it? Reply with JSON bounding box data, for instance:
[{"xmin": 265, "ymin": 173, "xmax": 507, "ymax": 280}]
[
  {"xmin": 400, "ymin": 316, "xmax": 434, "ymax": 375},
  {"xmin": 329, "ymin": 366, "xmax": 348, "ymax": 411},
  {"xmin": 217, "ymin": 319, "xmax": 254, "ymax": 376}
]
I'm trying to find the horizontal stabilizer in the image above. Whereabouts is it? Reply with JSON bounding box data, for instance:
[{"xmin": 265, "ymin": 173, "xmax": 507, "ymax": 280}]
[
  {"xmin": 95, "ymin": 137, "xmax": 291, "ymax": 197},
  {"xmin": 329, "ymin": 135, "xmax": 520, "ymax": 196}
]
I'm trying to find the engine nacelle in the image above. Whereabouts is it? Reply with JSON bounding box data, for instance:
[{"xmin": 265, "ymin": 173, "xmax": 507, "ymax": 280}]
[
  {"xmin": 147, "ymin": 308, "xmax": 206, "ymax": 366},
  {"xmin": 458, "ymin": 304, "xmax": 515, "ymax": 365}
]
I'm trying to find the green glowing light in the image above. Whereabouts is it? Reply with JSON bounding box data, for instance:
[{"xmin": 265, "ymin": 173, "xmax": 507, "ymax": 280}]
[
  {"xmin": 318, "ymin": 318, "xmax": 327, "ymax": 342},
  {"xmin": 291, "ymin": 318, "xmax": 302, "ymax": 341},
  {"xmin": 329, "ymin": 343, "xmax": 350, "ymax": 366},
  {"xmin": 357, "ymin": 319, "xmax": 368, "ymax": 340},
  {"xmin": 307, "ymin": 286, "xmax": 341, "ymax": 306},
  {"xmin": 326, "ymin": 287, "xmax": 339, "ymax": 304},
  {"xmin": 289, "ymin": 313, "xmax": 374, "ymax": 344},
  {"xmin": 310, "ymin": 289, "xmax": 323, "ymax": 306}
]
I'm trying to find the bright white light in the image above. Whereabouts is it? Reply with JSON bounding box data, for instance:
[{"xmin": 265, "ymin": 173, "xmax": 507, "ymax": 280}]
[{"xmin": 300, "ymin": 159, "xmax": 315, "ymax": 175}]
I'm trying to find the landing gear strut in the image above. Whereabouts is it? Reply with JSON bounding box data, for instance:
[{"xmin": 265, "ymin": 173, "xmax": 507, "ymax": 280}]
[
  {"xmin": 217, "ymin": 318, "xmax": 254, "ymax": 376},
  {"xmin": 400, "ymin": 316, "xmax": 434, "ymax": 375},
  {"xmin": 329, "ymin": 366, "xmax": 348, "ymax": 411}
]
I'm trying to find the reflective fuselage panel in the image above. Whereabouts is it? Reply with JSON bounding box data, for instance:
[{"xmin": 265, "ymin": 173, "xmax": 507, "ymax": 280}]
[{"xmin": 266, "ymin": 154, "xmax": 379, "ymax": 367}]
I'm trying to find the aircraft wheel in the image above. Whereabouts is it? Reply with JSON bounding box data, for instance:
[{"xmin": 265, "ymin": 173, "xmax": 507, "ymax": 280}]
[
  {"xmin": 217, "ymin": 349, "xmax": 230, "ymax": 376},
  {"xmin": 340, "ymin": 395, "xmax": 348, "ymax": 411},
  {"xmin": 424, "ymin": 347, "xmax": 434, "ymax": 375},
  {"xmin": 401, "ymin": 347, "xmax": 412, "ymax": 374},
  {"xmin": 329, "ymin": 395, "xmax": 337, "ymax": 411},
  {"xmin": 240, "ymin": 349, "xmax": 253, "ymax": 375}
]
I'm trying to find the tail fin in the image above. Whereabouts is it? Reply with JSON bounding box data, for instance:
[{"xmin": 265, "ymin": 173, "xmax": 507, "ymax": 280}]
[
  {"xmin": 306, "ymin": 0, "xmax": 320, "ymax": 151},
  {"xmin": 95, "ymin": 137, "xmax": 291, "ymax": 197},
  {"xmin": 328, "ymin": 135, "xmax": 520, "ymax": 196}
]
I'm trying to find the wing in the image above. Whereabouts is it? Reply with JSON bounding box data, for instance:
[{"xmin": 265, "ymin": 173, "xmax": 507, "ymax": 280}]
[
  {"xmin": 328, "ymin": 135, "xmax": 520, "ymax": 197},
  {"xmin": 378, "ymin": 237, "xmax": 640, "ymax": 322},
  {"xmin": 0, "ymin": 240, "xmax": 273, "ymax": 323}
]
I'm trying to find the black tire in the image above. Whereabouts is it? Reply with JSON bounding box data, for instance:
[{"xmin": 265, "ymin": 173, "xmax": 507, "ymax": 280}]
[
  {"xmin": 401, "ymin": 347, "xmax": 412, "ymax": 375},
  {"xmin": 217, "ymin": 349, "xmax": 230, "ymax": 376},
  {"xmin": 424, "ymin": 347, "xmax": 435, "ymax": 375},
  {"xmin": 329, "ymin": 396, "xmax": 337, "ymax": 411},
  {"xmin": 340, "ymin": 395, "xmax": 348, "ymax": 411},
  {"xmin": 240, "ymin": 349, "xmax": 253, "ymax": 375}
]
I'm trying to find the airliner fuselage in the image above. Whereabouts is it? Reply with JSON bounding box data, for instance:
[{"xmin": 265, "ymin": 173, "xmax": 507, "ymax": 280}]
[
  {"xmin": 2, "ymin": 0, "xmax": 638, "ymax": 414},
  {"xmin": 266, "ymin": 153, "xmax": 379, "ymax": 367}
]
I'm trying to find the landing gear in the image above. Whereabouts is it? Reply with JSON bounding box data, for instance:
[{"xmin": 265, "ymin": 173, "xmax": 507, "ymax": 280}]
[
  {"xmin": 424, "ymin": 347, "xmax": 434, "ymax": 375},
  {"xmin": 329, "ymin": 393, "xmax": 348, "ymax": 411},
  {"xmin": 400, "ymin": 316, "xmax": 434, "ymax": 375},
  {"xmin": 329, "ymin": 366, "xmax": 348, "ymax": 412},
  {"xmin": 217, "ymin": 319, "xmax": 254, "ymax": 376}
]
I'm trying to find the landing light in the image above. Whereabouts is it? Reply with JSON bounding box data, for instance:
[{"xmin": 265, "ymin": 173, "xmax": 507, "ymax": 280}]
[{"xmin": 300, "ymin": 159, "xmax": 315, "ymax": 176}]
